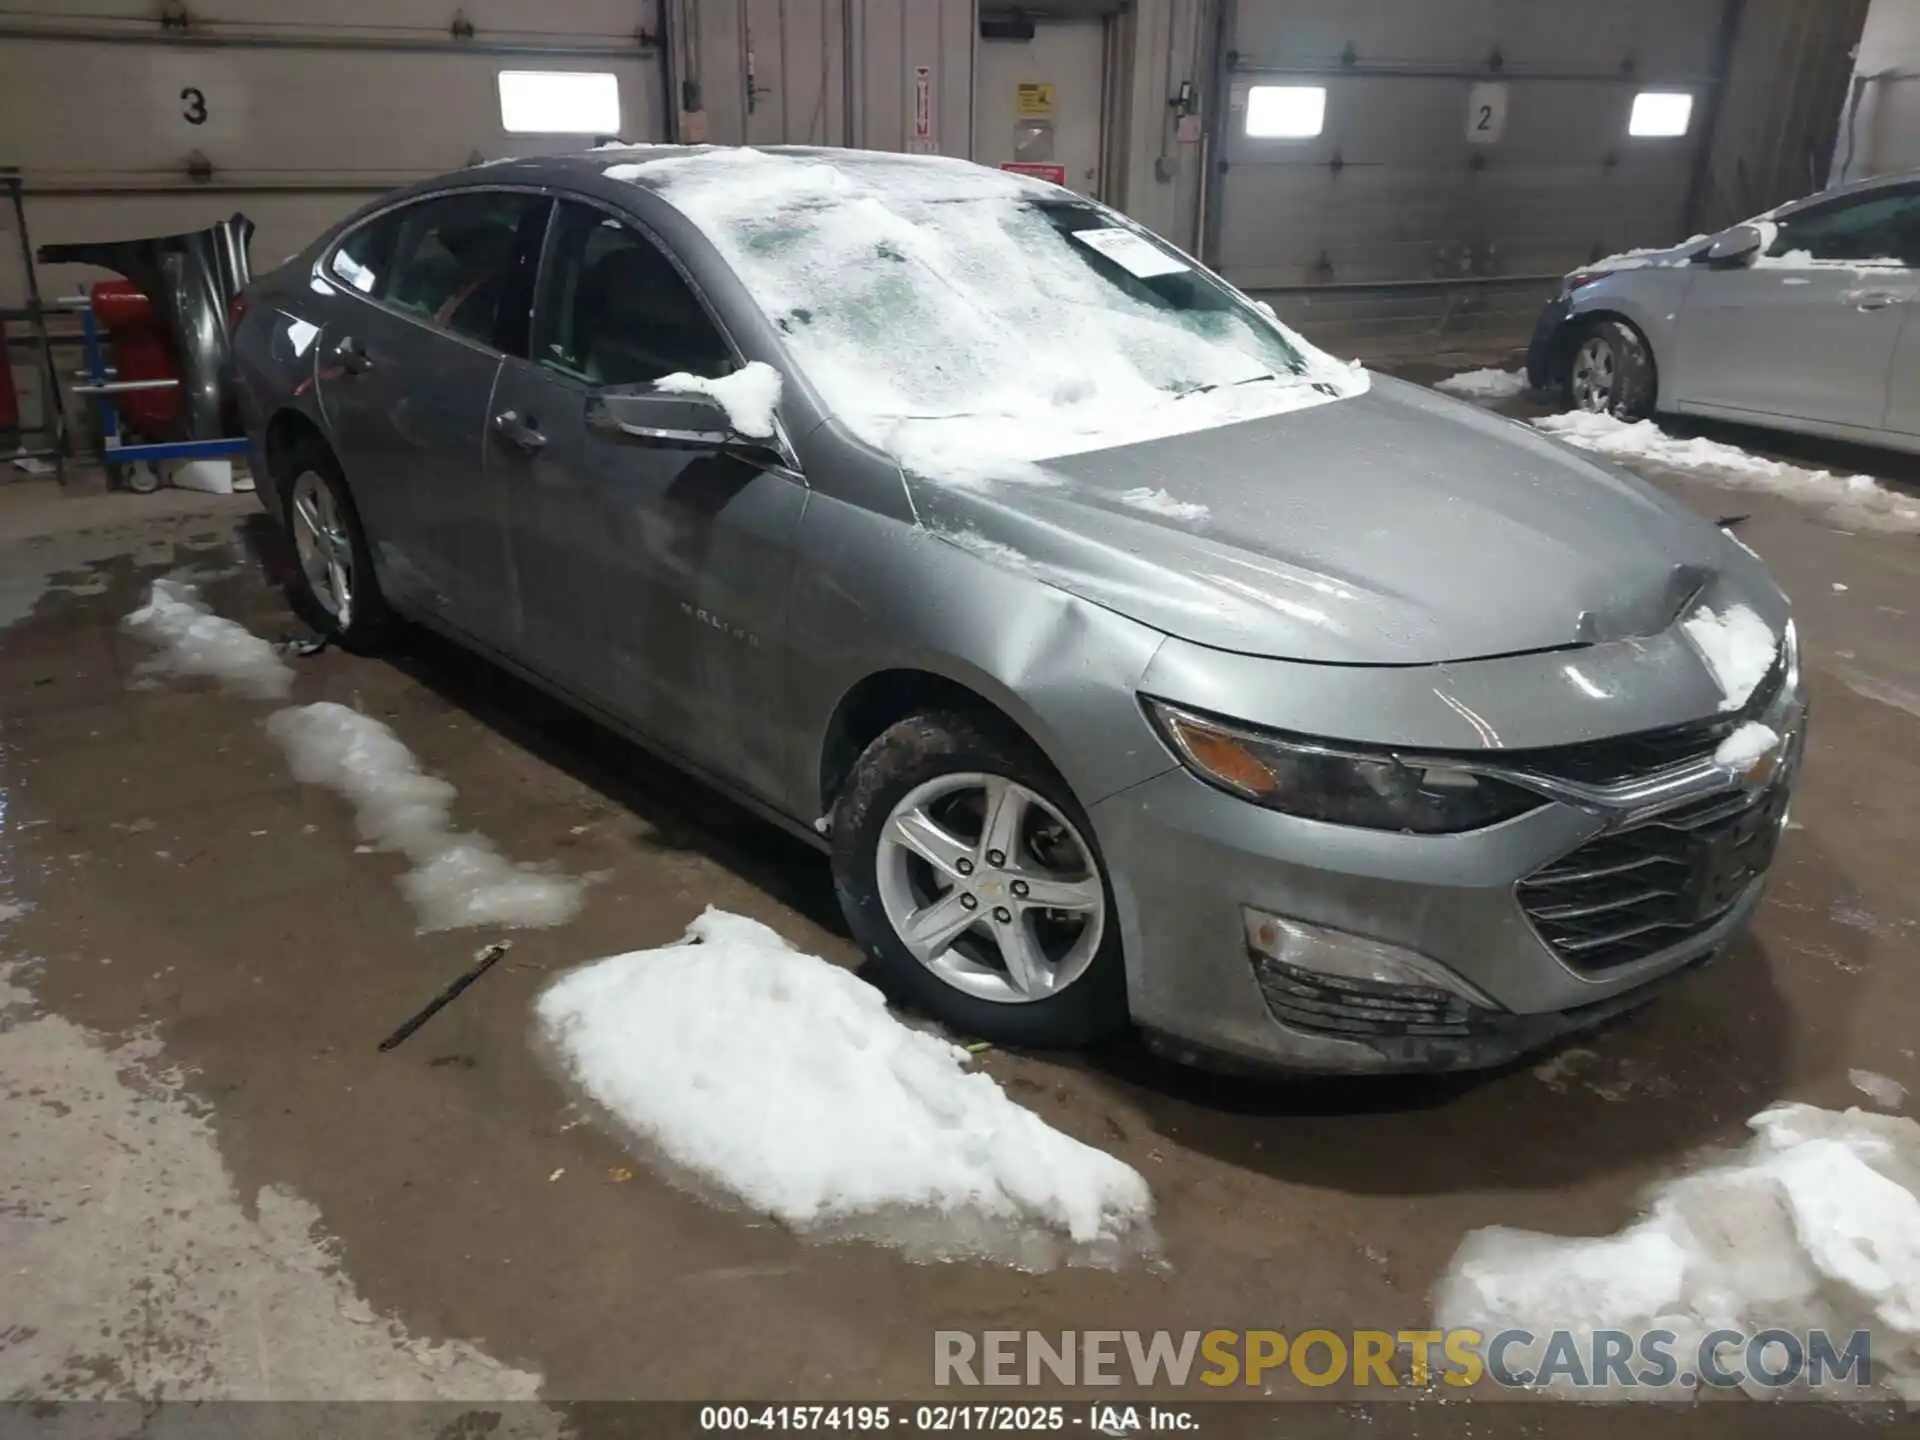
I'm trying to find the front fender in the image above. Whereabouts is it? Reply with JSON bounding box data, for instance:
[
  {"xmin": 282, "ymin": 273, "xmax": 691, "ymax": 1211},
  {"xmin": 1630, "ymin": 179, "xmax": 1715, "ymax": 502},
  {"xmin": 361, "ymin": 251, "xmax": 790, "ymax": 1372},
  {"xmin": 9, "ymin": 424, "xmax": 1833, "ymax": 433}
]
[
  {"xmin": 1566, "ymin": 268, "xmax": 1696, "ymax": 409},
  {"xmin": 786, "ymin": 494, "xmax": 1175, "ymax": 819}
]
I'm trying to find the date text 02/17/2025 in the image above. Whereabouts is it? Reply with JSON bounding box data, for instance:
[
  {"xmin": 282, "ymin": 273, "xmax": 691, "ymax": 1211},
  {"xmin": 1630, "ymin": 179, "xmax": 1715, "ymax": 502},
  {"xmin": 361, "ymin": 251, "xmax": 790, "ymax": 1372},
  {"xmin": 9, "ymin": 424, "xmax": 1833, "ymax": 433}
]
[{"xmin": 697, "ymin": 1404, "xmax": 1198, "ymax": 1432}]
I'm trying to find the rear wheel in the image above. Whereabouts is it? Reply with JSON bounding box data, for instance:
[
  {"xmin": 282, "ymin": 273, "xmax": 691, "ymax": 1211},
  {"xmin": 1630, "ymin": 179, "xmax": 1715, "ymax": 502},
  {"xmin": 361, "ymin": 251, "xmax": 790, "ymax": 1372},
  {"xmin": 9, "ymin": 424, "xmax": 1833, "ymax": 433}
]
[
  {"xmin": 1566, "ymin": 318, "xmax": 1655, "ymax": 420},
  {"xmin": 281, "ymin": 444, "xmax": 388, "ymax": 651},
  {"xmin": 831, "ymin": 710, "xmax": 1128, "ymax": 1048}
]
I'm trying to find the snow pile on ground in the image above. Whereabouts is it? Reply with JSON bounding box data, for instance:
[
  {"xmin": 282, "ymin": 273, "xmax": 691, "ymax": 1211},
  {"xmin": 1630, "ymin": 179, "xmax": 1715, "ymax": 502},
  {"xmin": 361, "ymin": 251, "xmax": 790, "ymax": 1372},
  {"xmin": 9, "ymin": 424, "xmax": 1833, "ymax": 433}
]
[
  {"xmin": 1433, "ymin": 367, "xmax": 1530, "ymax": 401},
  {"xmin": 123, "ymin": 579, "xmax": 292, "ymax": 700},
  {"xmin": 1534, "ymin": 411, "xmax": 1920, "ymax": 535},
  {"xmin": 536, "ymin": 908, "xmax": 1155, "ymax": 1268},
  {"xmin": 1116, "ymin": 487, "xmax": 1209, "ymax": 522},
  {"xmin": 1682, "ymin": 604, "xmax": 1777, "ymax": 711},
  {"xmin": 656, "ymin": 361, "xmax": 782, "ymax": 439},
  {"xmin": 1435, "ymin": 1103, "xmax": 1920, "ymax": 1399},
  {"xmin": 1853, "ymin": 1070, "xmax": 1908, "ymax": 1110},
  {"xmin": 266, "ymin": 703, "xmax": 582, "ymax": 933},
  {"xmin": 605, "ymin": 147, "xmax": 1365, "ymax": 486},
  {"xmin": 1714, "ymin": 721, "xmax": 1779, "ymax": 770}
]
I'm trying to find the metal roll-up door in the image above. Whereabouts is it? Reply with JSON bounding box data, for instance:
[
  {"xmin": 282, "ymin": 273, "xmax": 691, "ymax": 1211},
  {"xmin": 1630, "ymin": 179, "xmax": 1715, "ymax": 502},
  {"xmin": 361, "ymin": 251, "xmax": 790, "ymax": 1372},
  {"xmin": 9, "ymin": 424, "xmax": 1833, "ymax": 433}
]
[
  {"xmin": 0, "ymin": 1, "xmax": 664, "ymax": 305},
  {"xmin": 1209, "ymin": 0, "xmax": 1729, "ymax": 350}
]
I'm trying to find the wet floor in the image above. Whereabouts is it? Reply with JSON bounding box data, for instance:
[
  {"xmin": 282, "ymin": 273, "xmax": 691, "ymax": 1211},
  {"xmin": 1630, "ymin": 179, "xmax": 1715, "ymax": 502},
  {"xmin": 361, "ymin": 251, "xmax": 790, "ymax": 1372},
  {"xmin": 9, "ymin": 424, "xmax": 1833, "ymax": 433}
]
[{"xmin": 1, "ymin": 431, "xmax": 1917, "ymax": 1425}]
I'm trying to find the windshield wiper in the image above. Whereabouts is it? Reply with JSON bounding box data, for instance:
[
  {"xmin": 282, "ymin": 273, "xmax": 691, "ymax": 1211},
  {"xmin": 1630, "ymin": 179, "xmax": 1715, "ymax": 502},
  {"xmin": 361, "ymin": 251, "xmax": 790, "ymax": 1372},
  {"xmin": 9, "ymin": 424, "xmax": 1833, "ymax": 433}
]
[{"xmin": 1174, "ymin": 371, "xmax": 1287, "ymax": 400}]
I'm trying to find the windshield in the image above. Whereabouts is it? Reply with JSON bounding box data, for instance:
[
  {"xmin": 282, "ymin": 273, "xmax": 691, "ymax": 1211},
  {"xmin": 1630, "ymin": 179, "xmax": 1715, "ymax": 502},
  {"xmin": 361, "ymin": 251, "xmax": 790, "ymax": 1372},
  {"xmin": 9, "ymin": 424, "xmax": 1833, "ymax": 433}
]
[{"xmin": 606, "ymin": 148, "xmax": 1365, "ymax": 484}]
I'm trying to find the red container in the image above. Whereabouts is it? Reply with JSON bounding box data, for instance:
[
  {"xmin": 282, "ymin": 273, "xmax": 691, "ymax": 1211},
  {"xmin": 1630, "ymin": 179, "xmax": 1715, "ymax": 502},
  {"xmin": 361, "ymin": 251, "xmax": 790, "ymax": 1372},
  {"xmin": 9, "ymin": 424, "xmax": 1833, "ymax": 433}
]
[{"xmin": 90, "ymin": 279, "xmax": 182, "ymax": 437}]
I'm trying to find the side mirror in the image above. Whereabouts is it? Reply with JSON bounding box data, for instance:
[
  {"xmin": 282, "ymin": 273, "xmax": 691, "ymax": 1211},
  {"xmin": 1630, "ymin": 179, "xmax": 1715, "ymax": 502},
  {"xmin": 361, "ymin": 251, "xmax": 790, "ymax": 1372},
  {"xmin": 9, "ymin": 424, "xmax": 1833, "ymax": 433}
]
[
  {"xmin": 586, "ymin": 387, "xmax": 735, "ymax": 448},
  {"xmin": 1703, "ymin": 225, "xmax": 1763, "ymax": 268}
]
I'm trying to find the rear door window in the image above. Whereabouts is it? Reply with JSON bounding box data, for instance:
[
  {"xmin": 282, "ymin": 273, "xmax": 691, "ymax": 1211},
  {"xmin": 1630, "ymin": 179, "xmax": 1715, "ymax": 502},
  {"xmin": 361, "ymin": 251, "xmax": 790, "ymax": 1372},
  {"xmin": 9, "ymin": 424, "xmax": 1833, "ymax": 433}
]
[
  {"xmin": 530, "ymin": 201, "xmax": 735, "ymax": 386},
  {"xmin": 382, "ymin": 190, "xmax": 552, "ymax": 352}
]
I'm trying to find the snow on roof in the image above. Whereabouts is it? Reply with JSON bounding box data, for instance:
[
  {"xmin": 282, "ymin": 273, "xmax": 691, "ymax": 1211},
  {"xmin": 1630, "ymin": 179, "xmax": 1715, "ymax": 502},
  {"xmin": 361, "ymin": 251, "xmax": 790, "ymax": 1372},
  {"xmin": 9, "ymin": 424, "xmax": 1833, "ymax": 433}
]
[{"xmin": 604, "ymin": 146, "xmax": 1365, "ymax": 486}]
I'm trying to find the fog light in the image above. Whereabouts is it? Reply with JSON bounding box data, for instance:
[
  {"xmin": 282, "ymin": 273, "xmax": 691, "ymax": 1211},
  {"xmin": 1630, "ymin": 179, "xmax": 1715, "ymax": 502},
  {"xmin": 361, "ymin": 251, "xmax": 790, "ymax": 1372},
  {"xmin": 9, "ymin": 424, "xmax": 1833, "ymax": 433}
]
[{"xmin": 1242, "ymin": 909, "xmax": 1495, "ymax": 1006}]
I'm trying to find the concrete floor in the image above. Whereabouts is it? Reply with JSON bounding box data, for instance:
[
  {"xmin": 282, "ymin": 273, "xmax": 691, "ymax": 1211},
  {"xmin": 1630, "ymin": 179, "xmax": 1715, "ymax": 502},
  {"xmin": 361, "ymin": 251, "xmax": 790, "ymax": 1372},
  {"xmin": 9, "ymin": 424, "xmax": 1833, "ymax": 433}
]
[{"xmin": 2, "ymin": 407, "xmax": 1917, "ymax": 1429}]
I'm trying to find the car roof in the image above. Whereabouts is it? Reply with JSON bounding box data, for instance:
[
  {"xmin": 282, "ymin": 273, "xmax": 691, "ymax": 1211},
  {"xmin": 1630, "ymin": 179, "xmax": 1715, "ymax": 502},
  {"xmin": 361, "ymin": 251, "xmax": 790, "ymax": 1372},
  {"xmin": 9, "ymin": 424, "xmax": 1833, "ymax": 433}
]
[
  {"xmin": 466, "ymin": 143, "xmax": 1015, "ymax": 190},
  {"xmin": 1766, "ymin": 166, "xmax": 1920, "ymax": 220}
]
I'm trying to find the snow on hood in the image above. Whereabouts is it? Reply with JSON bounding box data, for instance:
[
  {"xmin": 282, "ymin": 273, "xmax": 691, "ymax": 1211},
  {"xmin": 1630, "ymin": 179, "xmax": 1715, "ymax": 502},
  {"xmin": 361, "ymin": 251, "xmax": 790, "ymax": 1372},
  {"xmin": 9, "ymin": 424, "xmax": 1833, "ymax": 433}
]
[
  {"xmin": 605, "ymin": 147, "xmax": 1366, "ymax": 485},
  {"xmin": 1681, "ymin": 602, "xmax": 1777, "ymax": 711},
  {"xmin": 1435, "ymin": 1103, "xmax": 1920, "ymax": 1400},
  {"xmin": 1583, "ymin": 235, "xmax": 1709, "ymax": 273},
  {"xmin": 916, "ymin": 377, "xmax": 1769, "ymax": 666}
]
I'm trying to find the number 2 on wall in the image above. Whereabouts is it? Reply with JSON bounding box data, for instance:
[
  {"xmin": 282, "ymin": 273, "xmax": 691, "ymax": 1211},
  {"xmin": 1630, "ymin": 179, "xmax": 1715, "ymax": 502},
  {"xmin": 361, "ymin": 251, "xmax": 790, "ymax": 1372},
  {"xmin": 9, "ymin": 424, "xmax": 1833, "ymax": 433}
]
[
  {"xmin": 1476, "ymin": 104, "xmax": 1493, "ymax": 131},
  {"xmin": 181, "ymin": 86, "xmax": 208, "ymax": 125}
]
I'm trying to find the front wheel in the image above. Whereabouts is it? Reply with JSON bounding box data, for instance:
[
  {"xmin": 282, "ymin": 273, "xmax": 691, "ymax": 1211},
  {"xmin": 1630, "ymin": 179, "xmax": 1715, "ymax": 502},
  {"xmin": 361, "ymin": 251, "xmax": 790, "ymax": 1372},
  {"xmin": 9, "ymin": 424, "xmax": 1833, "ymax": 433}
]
[
  {"xmin": 831, "ymin": 710, "xmax": 1128, "ymax": 1048},
  {"xmin": 1566, "ymin": 318, "xmax": 1656, "ymax": 420}
]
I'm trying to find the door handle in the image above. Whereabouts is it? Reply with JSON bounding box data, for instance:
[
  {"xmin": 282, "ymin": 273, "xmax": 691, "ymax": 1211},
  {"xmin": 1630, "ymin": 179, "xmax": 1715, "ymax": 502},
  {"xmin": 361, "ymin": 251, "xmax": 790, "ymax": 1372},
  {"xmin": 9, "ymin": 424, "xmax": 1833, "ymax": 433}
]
[
  {"xmin": 335, "ymin": 337, "xmax": 374, "ymax": 373},
  {"xmin": 492, "ymin": 409, "xmax": 547, "ymax": 453},
  {"xmin": 1849, "ymin": 291, "xmax": 1905, "ymax": 311}
]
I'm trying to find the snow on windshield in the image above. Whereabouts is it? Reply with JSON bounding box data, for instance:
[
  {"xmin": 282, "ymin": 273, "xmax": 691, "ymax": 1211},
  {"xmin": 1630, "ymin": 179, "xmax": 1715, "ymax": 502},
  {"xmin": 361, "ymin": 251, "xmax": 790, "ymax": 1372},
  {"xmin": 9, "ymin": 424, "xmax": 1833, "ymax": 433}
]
[{"xmin": 605, "ymin": 147, "xmax": 1366, "ymax": 483}]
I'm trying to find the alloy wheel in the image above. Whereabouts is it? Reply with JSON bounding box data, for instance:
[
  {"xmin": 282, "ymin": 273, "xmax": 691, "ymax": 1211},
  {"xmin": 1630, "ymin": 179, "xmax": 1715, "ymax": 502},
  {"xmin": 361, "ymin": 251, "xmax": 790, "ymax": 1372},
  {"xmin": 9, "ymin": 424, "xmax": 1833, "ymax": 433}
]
[
  {"xmin": 1570, "ymin": 336, "xmax": 1617, "ymax": 413},
  {"xmin": 290, "ymin": 470, "xmax": 355, "ymax": 628},
  {"xmin": 874, "ymin": 772, "xmax": 1106, "ymax": 1004}
]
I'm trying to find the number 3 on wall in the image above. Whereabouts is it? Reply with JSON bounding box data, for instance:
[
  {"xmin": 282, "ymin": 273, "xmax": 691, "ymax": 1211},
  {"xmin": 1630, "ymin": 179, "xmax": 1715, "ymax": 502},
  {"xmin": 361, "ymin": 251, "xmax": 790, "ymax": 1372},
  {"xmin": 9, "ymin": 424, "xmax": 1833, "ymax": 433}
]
[{"xmin": 181, "ymin": 86, "xmax": 208, "ymax": 125}]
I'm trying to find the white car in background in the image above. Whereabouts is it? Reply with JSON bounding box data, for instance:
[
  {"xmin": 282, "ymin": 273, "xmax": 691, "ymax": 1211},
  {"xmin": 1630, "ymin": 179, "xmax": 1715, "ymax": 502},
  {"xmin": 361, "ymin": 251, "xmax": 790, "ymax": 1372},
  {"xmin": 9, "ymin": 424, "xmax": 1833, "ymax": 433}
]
[{"xmin": 1527, "ymin": 170, "xmax": 1920, "ymax": 453}]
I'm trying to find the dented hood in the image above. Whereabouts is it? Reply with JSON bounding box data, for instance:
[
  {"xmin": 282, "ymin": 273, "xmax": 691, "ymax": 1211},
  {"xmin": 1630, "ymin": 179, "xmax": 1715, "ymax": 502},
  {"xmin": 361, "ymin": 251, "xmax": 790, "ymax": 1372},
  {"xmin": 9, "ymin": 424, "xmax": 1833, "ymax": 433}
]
[{"xmin": 913, "ymin": 376, "xmax": 1770, "ymax": 665}]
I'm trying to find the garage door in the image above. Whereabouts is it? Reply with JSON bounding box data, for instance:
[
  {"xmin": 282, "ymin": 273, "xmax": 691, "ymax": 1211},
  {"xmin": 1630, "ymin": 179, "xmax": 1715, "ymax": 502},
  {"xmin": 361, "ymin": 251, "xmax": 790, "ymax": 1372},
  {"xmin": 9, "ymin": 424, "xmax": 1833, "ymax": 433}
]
[
  {"xmin": 1211, "ymin": 0, "xmax": 1728, "ymax": 346},
  {"xmin": 1, "ymin": 2, "xmax": 664, "ymax": 308}
]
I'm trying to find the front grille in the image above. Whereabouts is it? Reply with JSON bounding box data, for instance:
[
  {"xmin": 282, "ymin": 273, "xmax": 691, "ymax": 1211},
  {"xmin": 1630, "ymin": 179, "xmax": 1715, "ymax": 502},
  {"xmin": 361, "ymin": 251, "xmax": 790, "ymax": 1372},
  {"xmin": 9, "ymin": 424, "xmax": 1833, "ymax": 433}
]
[
  {"xmin": 1250, "ymin": 954, "xmax": 1495, "ymax": 1040},
  {"xmin": 1488, "ymin": 648, "xmax": 1789, "ymax": 789},
  {"xmin": 1518, "ymin": 779, "xmax": 1790, "ymax": 973}
]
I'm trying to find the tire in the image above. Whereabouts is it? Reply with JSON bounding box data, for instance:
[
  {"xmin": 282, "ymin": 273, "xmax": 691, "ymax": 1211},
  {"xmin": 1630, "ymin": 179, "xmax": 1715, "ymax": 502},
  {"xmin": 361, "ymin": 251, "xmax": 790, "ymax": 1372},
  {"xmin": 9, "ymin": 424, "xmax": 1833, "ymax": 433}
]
[
  {"xmin": 831, "ymin": 710, "xmax": 1128, "ymax": 1048},
  {"xmin": 279, "ymin": 441, "xmax": 389, "ymax": 652},
  {"xmin": 1565, "ymin": 318, "xmax": 1656, "ymax": 421}
]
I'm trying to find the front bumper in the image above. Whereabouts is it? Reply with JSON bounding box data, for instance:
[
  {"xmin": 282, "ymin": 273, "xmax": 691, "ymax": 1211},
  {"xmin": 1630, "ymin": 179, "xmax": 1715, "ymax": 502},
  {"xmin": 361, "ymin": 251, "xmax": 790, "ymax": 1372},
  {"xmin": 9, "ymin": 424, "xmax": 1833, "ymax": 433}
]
[
  {"xmin": 1089, "ymin": 684, "xmax": 1805, "ymax": 1076},
  {"xmin": 1525, "ymin": 294, "xmax": 1573, "ymax": 393}
]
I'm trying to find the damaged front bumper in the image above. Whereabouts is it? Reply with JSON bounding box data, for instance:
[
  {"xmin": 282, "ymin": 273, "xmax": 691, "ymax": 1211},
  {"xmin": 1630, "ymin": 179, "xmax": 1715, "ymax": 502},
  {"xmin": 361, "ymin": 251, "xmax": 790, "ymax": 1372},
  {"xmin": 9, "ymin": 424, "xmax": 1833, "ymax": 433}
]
[{"xmin": 1089, "ymin": 641, "xmax": 1806, "ymax": 1076}]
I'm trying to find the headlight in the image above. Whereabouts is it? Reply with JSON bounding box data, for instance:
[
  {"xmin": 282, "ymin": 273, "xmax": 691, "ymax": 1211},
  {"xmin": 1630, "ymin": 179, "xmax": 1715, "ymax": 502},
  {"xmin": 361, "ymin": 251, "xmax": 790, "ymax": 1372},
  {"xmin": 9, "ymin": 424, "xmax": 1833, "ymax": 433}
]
[
  {"xmin": 1561, "ymin": 270, "xmax": 1606, "ymax": 295},
  {"xmin": 1145, "ymin": 700, "xmax": 1546, "ymax": 834}
]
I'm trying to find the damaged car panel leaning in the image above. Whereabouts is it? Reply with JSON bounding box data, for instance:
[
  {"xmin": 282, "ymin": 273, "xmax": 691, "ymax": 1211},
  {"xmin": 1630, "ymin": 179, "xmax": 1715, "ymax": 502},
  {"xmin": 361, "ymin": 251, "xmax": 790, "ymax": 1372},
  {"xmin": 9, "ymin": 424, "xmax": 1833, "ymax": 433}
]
[{"xmin": 230, "ymin": 145, "xmax": 1805, "ymax": 1075}]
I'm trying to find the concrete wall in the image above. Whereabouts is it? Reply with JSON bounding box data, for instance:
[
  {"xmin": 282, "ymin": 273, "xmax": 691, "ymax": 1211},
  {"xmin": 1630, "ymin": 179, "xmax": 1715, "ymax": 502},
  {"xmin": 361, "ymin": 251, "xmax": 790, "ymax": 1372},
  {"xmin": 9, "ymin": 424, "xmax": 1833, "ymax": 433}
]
[{"xmin": 1834, "ymin": 0, "xmax": 1920, "ymax": 181}]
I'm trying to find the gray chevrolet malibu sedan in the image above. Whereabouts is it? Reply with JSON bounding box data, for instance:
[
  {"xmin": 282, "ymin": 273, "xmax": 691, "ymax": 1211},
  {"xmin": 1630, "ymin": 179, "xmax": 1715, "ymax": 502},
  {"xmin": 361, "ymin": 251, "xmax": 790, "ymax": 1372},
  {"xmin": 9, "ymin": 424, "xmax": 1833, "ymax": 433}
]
[{"xmin": 231, "ymin": 145, "xmax": 1806, "ymax": 1074}]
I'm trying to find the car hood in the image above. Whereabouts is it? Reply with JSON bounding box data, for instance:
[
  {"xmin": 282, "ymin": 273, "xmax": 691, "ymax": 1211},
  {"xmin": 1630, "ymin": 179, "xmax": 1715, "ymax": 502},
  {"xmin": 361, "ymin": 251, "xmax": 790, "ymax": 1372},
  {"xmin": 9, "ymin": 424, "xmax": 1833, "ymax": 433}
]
[{"xmin": 910, "ymin": 375, "xmax": 1774, "ymax": 665}]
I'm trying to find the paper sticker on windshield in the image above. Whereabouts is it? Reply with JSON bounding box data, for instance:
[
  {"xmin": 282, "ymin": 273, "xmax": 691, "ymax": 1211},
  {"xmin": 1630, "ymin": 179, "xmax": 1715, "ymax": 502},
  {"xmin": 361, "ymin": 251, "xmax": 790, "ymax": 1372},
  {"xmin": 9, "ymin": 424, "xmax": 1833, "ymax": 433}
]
[{"xmin": 1072, "ymin": 227, "xmax": 1189, "ymax": 279}]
